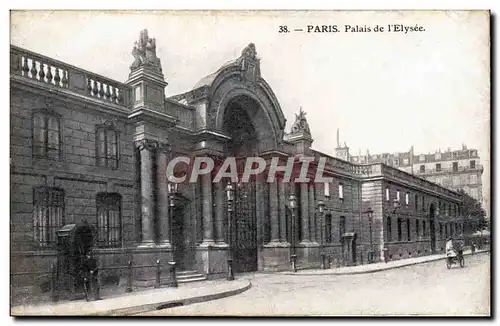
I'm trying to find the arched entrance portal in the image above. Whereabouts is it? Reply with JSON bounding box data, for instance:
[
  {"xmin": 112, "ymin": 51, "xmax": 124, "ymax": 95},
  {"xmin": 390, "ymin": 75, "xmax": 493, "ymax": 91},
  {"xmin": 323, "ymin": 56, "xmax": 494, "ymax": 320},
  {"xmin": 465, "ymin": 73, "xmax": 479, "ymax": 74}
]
[
  {"xmin": 429, "ymin": 203, "xmax": 437, "ymax": 253},
  {"xmin": 222, "ymin": 95, "xmax": 260, "ymax": 273}
]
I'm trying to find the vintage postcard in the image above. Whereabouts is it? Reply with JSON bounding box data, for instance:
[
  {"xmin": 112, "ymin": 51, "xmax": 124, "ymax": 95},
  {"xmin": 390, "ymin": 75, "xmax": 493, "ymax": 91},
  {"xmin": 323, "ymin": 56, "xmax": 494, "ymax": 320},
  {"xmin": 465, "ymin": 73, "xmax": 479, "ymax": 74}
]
[{"xmin": 9, "ymin": 10, "xmax": 491, "ymax": 316}]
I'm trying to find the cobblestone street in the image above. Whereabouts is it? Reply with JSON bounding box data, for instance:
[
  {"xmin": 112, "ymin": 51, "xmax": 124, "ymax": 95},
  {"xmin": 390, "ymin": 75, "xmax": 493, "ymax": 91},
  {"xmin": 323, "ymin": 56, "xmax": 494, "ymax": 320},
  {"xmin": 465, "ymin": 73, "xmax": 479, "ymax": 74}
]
[{"xmin": 140, "ymin": 253, "xmax": 490, "ymax": 316}]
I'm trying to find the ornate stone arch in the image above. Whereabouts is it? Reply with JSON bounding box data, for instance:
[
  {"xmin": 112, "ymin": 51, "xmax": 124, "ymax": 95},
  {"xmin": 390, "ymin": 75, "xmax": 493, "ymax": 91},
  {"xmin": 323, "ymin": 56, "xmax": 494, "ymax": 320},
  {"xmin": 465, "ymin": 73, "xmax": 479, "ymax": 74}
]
[{"xmin": 192, "ymin": 43, "xmax": 287, "ymax": 151}]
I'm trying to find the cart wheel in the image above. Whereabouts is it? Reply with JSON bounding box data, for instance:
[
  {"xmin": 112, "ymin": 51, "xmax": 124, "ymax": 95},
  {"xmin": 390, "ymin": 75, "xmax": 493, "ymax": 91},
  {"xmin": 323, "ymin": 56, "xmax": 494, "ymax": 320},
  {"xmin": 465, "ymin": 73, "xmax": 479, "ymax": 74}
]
[
  {"xmin": 446, "ymin": 259, "xmax": 451, "ymax": 269},
  {"xmin": 460, "ymin": 257, "xmax": 465, "ymax": 268}
]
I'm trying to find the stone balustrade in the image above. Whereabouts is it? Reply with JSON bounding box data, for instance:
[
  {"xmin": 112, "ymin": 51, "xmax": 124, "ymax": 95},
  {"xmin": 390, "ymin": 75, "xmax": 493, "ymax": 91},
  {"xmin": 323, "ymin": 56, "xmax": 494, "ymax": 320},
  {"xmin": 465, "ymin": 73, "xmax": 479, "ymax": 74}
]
[{"xmin": 11, "ymin": 45, "xmax": 131, "ymax": 107}]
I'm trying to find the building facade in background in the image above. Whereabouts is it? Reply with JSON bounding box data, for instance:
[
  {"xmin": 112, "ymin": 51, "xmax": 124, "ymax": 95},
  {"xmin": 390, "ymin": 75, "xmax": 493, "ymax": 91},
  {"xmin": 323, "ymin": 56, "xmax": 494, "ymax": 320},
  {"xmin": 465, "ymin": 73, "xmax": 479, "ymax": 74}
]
[
  {"xmin": 335, "ymin": 131, "xmax": 485, "ymax": 214},
  {"xmin": 10, "ymin": 31, "xmax": 463, "ymax": 294}
]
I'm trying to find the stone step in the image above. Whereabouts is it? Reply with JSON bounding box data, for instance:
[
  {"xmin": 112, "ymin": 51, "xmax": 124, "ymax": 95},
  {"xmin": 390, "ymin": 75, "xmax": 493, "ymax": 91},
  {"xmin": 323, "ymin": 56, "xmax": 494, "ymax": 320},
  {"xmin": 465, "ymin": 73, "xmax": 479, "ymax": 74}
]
[
  {"xmin": 177, "ymin": 273, "xmax": 205, "ymax": 280},
  {"xmin": 177, "ymin": 276, "xmax": 207, "ymax": 284},
  {"xmin": 176, "ymin": 270, "xmax": 199, "ymax": 276}
]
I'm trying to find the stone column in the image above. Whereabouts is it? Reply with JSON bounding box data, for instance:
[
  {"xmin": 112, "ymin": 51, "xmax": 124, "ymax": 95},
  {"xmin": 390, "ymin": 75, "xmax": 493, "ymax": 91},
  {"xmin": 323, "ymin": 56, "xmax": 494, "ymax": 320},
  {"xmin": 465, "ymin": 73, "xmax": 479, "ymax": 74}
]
[
  {"xmin": 309, "ymin": 184, "xmax": 316, "ymax": 243},
  {"xmin": 269, "ymin": 180, "xmax": 280, "ymax": 243},
  {"xmin": 137, "ymin": 139, "xmax": 157, "ymax": 247},
  {"xmin": 300, "ymin": 183, "xmax": 310, "ymax": 243},
  {"xmin": 278, "ymin": 178, "xmax": 288, "ymax": 243},
  {"xmin": 214, "ymin": 180, "xmax": 227, "ymax": 244},
  {"xmin": 157, "ymin": 143, "xmax": 171, "ymax": 247},
  {"xmin": 201, "ymin": 173, "xmax": 215, "ymax": 244}
]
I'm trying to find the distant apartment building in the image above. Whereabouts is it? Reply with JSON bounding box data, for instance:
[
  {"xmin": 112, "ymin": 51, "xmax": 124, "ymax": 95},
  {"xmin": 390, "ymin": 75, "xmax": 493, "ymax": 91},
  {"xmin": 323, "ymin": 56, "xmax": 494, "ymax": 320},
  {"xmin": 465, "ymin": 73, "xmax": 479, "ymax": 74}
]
[{"xmin": 335, "ymin": 130, "xmax": 485, "ymax": 210}]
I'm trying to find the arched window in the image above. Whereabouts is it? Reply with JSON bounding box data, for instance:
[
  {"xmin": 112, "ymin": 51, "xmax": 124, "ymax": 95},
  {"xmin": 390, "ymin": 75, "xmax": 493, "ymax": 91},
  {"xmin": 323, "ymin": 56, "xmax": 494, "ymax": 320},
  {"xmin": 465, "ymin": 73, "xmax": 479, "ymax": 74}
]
[{"xmin": 96, "ymin": 193, "xmax": 122, "ymax": 247}]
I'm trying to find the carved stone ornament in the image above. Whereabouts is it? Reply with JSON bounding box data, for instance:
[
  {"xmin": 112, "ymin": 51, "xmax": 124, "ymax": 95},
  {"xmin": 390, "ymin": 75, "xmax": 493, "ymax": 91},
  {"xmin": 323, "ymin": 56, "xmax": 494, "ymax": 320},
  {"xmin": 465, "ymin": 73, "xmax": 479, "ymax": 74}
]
[
  {"xmin": 238, "ymin": 43, "xmax": 261, "ymax": 82},
  {"xmin": 290, "ymin": 107, "xmax": 311, "ymax": 135},
  {"xmin": 157, "ymin": 142, "xmax": 172, "ymax": 154},
  {"xmin": 135, "ymin": 139, "xmax": 158, "ymax": 152},
  {"xmin": 130, "ymin": 29, "xmax": 163, "ymax": 73}
]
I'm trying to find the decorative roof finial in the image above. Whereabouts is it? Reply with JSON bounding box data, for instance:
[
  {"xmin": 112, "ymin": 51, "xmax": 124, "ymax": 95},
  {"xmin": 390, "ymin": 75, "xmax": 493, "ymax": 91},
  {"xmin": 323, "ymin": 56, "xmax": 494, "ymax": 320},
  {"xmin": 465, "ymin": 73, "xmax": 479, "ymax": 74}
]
[
  {"xmin": 290, "ymin": 106, "xmax": 311, "ymax": 135},
  {"xmin": 130, "ymin": 29, "xmax": 163, "ymax": 74}
]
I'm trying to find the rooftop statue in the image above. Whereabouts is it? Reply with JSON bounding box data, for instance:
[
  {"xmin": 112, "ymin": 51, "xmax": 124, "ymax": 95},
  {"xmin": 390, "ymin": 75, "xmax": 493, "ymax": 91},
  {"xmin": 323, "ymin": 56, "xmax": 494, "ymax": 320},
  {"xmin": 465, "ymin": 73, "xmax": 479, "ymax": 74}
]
[
  {"xmin": 290, "ymin": 107, "xmax": 311, "ymax": 135},
  {"xmin": 130, "ymin": 29, "xmax": 163, "ymax": 73}
]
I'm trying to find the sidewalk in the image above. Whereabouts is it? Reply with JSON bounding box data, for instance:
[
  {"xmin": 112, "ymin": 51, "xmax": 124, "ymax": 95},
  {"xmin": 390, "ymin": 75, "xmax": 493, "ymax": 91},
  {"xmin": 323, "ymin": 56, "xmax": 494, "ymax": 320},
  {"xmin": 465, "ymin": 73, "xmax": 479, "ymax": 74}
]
[
  {"xmin": 282, "ymin": 249, "xmax": 489, "ymax": 276},
  {"xmin": 11, "ymin": 279, "xmax": 251, "ymax": 316}
]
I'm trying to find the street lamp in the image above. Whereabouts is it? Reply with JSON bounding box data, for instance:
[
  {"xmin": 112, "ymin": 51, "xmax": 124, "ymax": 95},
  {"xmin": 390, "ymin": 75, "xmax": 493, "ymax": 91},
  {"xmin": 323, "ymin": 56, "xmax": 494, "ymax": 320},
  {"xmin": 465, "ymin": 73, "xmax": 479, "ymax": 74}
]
[
  {"xmin": 167, "ymin": 182, "xmax": 178, "ymax": 287},
  {"xmin": 317, "ymin": 200, "xmax": 326, "ymax": 269},
  {"xmin": 289, "ymin": 194, "xmax": 298, "ymax": 272},
  {"xmin": 226, "ymin": 182, "xmax": 235, "ymax": 281},
  {"xmin": 365, "ymin": 207, "xmax": 374, "ymax": 263}
]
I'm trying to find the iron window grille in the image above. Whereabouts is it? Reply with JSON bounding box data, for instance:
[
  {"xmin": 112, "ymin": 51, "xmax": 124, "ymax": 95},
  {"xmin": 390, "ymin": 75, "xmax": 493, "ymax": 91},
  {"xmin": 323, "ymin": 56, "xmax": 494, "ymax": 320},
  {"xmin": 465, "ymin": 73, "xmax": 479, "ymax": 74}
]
[
  {"xmin": 96, "ymin": 193, "xmax": 122, "ymax": 248},
  {"xmin": 33, "ymin": 187, "xmax": 64, "ymax": 248},
  {"xmin": 387, "ymin": 216, "xmax": 392, "ymax": 242},
  {"xmin": 339, "ymin": 216, "xmax": 346, "ymax": 240},
  {"xmin": 407, "ymin": 218, "xmax": 411, "ymax": 242},
  {"xmin": 397, "ymin": 218, "xmax": 402, "ymax": 242},
  {"xmin": 325, "ymin": 215, "xmax": 332, "ymax": 243}
]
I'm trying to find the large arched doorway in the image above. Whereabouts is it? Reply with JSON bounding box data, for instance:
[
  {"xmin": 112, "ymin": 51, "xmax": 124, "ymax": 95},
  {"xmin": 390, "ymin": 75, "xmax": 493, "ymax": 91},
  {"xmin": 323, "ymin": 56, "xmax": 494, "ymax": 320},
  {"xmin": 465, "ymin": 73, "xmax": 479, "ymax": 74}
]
[
  {"xmin": 429, "ymin": 203, "xmax": 436, "ymax": 253},
  {"xmin": 222, "ymin": 95, "xmax": 260, "ymax": 272}
]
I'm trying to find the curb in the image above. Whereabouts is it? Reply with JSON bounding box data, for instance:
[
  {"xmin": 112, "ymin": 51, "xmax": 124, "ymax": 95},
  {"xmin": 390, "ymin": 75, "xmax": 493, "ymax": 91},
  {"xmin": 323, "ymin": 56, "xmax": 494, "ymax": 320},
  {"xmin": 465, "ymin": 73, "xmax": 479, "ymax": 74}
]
[
  {"xmin": 283, "ymin": 250, "xmax": 489, "ymax": 276},
  {"xmin": 94, "ymin": 280, "xmax": 252, "ymax": 316}
]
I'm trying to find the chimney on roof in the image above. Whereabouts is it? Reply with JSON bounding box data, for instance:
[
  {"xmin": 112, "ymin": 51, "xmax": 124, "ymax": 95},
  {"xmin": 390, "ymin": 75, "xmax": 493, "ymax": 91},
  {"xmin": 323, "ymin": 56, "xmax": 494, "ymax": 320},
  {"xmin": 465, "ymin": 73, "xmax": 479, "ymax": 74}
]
[{"xmin": 337, "ymin": 129, "xmax": 340, "ymax": 148}]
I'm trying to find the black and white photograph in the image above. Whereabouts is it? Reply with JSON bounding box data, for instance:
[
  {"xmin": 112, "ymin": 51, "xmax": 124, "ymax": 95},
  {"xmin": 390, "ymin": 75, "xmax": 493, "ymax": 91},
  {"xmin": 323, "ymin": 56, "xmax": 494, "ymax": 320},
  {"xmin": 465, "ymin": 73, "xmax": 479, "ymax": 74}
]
[{"xmin": 8, "ymin": 9, "xmax": 491, "ymax": 316}]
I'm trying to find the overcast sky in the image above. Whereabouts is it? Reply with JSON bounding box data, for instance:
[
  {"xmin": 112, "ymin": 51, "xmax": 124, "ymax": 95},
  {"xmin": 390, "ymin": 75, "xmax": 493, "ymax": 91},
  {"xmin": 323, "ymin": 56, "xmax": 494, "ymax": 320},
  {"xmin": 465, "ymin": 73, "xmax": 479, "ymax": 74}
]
[{"xmin": 10, "ymin": 10, "xmax": 490, "ymax": 203}]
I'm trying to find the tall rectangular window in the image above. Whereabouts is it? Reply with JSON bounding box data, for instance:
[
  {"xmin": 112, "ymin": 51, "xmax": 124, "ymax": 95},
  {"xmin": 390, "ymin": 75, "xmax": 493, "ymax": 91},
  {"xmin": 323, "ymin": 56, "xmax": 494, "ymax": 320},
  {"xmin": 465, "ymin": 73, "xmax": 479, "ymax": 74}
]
[
  {"xmin": 452, "ymin": 162, "xmax": 458, "ymax": 172},
  {"xmin": 420, "ymin": 165, "xmax": 425, "ymax": 173},
  {"xmin": 385, "ymin": 187, "xmax": 390, "ymax": 201},
  {"xmin": 387, "ymin": 216, "xmax": 392, "ymax": 242},
  {"xmin": 440, "ymin": 223, "xmax": 443, "ymax": 237},
  {"xmin": 414, "ymin": 194, "xmax": 418, "ymax": 211},
  {"xmin": 338, "ymin": 184, "xmax": 344, "ymax": 200},
  {"xmin": 33, "ymin": 112, "xmax": 61, "ymax": 160},
  {"xmin": 470, "ymin": 174, "xmax": 478, "ymax": 184},
  {"xmin": 407, "ymin": 218, "xmax": 411, "ymax": 241},
  {"xmin": 96, "ymin": 193, "xmax": 122, "ymax": 248},
  {"xmin": 33, "ymin": 187, "xmax": 64, "ymax": 248},
  {"xmin": 470, "ymin": 160, "xmax": 476, "ymax": 169},
  {"xmin": 436, "ymin": 163, "xmax": 441, "ymax": 172},
  {"xmin": 416, "ymin": 219, "xmax": 420, "ymax": 237},
  {"xmin": 405, "ymin": 193, "xmax": 409, "ymax": 206},
  {"xmin": 339, "ymin": 216, "xmax": 346, "ymax": 239},
  {"xmin": 396, "ymin": 190, "xmax": 400, "ymax": 202},
  {"xmin": 96, "ymin": 126, "xmax": 119, "ymax": 169},
  {"xmin": 325, "ymin": 215, "xmax": 332, "ymax": 243},
  {"xmin": 397, "ymin": 218, "xmax": 402, "ymax": 242},
  {"xmin": 324, "ymin": 182, "xmax": 330, "ymax": 198}
]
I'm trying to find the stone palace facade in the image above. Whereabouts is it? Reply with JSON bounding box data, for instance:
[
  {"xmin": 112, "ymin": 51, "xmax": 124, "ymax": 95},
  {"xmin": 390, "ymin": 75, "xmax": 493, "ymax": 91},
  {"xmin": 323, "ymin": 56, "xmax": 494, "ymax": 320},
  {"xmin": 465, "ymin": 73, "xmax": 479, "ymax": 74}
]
[{"xmin": 10, "ymin": 30, "xmax": 464, "ymax": 291}]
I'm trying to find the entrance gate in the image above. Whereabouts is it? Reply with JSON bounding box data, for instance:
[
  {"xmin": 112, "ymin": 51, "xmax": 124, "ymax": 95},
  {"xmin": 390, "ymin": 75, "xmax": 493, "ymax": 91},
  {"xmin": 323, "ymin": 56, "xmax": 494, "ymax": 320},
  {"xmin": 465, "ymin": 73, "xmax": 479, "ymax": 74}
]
[{"xmin": 233, "ymin": 181, "xmax": 258, "ymax": 272}]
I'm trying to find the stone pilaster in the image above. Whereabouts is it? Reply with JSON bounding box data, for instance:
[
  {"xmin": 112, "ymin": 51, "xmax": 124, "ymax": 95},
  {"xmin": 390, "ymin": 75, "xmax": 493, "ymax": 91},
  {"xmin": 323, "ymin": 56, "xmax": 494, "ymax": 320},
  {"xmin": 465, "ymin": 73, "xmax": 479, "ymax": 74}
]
[
  {"xmin": 309, "ymin": 184, "xmax": 317, "ymax": 243},
  {"xmin": 269, "ymin": 180, "xmax": 280, "ymax": 243},
  {"xmin": 137, "ymin": 139, "xmax": 157, "ymax": 247},
  {"xmin": 300, "ymin": 183, "xmax": 310, "ymax": 243},
  {"xmin": 157, "ymin": 142, "xmax": 171, "ymax": 247},
  {"xmin": 200, "ymin": 173, "xmax": 215, "ymax": 245},
  {"xmin": 278, "ymin": 178, "xmax": 288, "ymax": 243},
  {"xmin": 214, "ymin": 180, "xmax": 227, "ymax": 245}
]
